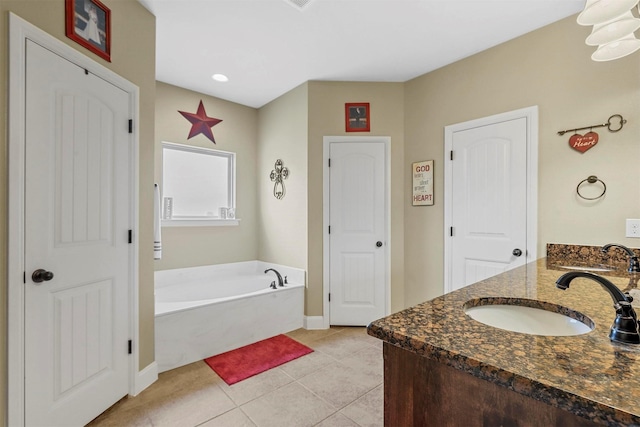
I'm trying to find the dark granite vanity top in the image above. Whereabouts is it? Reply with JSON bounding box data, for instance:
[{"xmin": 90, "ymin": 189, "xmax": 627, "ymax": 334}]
[{"xmin": 367, "ymin": 257, "xmax": 640, "ymax": 427}]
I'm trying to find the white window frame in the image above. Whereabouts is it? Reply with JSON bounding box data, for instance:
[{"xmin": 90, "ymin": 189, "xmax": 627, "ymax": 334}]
[{"xmin": 161, "ymin": 141, "xmax": 239, "ymax": 227}]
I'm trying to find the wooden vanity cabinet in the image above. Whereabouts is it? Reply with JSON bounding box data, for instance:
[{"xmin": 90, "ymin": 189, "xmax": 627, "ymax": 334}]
[{"xmin": 384, "ymin": 343, "xmax": 598, "ymax": 427}]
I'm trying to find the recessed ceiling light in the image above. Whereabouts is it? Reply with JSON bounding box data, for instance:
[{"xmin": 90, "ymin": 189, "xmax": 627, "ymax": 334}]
[
  {"xmin": 212, "ymin": 74, "xmax": 229, "ymax": 82},
  {"xmin": 285, "ymin": 0, "xmax": 314, "ymax": 10}
]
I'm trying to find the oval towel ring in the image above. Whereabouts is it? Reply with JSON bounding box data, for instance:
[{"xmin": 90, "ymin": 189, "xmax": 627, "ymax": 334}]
[{"xmin": 576, "ymin": 175, "xmax": 606, "ymax": 200}]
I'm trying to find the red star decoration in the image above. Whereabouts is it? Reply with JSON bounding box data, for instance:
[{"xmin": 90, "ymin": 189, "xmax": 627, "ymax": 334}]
[{"xmin": 178, "ymin": 100, "xmax": 222, "ymax": 144}]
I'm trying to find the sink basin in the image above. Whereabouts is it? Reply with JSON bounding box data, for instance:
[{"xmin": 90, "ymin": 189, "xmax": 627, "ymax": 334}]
[{"xmin": 464, "ymin": 299, "xmax": 594, "ymax": 336}]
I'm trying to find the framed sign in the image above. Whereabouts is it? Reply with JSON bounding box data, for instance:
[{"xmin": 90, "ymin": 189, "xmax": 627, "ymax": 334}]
[
  {"xmin": 65, "ymin": 0, "xmax": 111, "ymax": 62},
  {"xmin": 412, "ymin": 160, "xmax": 434, "ymax": 206},
  {"xmin": 345, "ymin": 103, "xmax": 370, "ymax": 132}
]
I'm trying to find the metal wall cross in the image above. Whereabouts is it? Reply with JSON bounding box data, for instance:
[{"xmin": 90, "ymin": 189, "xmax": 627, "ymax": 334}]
[{"xmin": 270, "ymin": 159, "xmax": 289, "ymax": 199}]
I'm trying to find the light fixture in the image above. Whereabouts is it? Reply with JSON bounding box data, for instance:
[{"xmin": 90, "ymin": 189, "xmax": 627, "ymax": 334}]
[
  {"xmin": 591, "ymin": 33, "xmax": 640, "ymax": 61},
  {"xmin": 285, "ymin": 0, "xmax": 314, "ymax": 10},
  {"xmin": 212, "ymin": 73, "xmax": 229, "ymax": 82},
  {"xmin": 577, "ymin": 0, "xmax": 640, "ymax": 61},
  {"xmin": 577, "ymin": 0, "xmax": 639, "ymax": 26},
  {"xmin": 586, "ymin": 11, "xmax": 640, "ymax": 45}
]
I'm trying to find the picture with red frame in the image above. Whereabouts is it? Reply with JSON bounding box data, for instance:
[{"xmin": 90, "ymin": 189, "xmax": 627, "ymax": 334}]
[
  {"xmin": 65, "ymin": 0, "xmax": 111, "ymax": 62},
  {"xmin": 345, "ymin": 103, "xmax": 370, "ymax": 132}
]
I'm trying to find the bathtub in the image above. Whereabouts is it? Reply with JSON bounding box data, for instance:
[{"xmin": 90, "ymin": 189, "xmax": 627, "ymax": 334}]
[{"xmin": 155, "ymin": 261, "xmax": 305, "ymax": 373}]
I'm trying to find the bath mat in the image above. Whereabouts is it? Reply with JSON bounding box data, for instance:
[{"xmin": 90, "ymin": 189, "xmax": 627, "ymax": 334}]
[{"xmin": 204, "ymin": 334, "xmax": 313, "ymax": 385}]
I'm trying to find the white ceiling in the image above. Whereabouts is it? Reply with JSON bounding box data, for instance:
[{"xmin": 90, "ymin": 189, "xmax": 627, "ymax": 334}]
[{"xmin": 138, "ymin": 0, "xmax": 585, "ymax": 108}]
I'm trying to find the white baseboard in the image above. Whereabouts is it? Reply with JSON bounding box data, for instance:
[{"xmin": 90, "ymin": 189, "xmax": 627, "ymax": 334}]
[
  {"xmin": 303, "ymin": 316, "xmax": 327, "ymax": 330},
  {"xmin": 133, "ymin": 361, "xmax": 158, "ymax": 396}
]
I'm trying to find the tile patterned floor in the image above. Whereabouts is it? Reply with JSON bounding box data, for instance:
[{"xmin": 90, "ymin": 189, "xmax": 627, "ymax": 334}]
[{"xmin": 88, "ymin": 327, "xmax": 383, "ymax": 427}]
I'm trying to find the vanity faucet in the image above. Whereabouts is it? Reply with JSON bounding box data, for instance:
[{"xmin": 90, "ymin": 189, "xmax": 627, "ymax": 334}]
[
  {"xmin": 601, "ymin": 243, "xmax": 640, "ymax": 273},
  {"xmin": 556, "ymin": 271, "xmax": 640, "ymax": 344},
  {"xmin": 264, "ymin": 268, "xmax": 284, "ymax": 287}
]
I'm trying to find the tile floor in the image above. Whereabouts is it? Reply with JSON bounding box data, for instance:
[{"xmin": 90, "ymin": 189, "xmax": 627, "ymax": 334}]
[{"xmin": 88, "ymin": 327, "xmax": 383, "ymax": 427}]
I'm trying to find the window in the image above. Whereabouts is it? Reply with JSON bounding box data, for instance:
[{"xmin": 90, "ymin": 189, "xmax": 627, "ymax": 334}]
[{"xmin": 161, "ymin": 142, "xmax": 237, "ymax": 226}]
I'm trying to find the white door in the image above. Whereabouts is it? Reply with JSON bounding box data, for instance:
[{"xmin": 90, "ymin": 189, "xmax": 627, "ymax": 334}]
[
  {"xmin": 329, "ymin": 142, "xmax": 386, "ymax": 325},
  {"xmin": 24, "ymin": 40, "xmax": 131, "ymax": 426},
  {"xmin": 449, "ymin": 117, "xmax": 529, "ymax": 292}
]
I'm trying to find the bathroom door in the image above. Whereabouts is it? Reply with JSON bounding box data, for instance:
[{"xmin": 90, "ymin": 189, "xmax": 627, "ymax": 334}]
[
  {"xmin": 23, "ymin": 40, "xmax": 132, "ymax": 426},
  {"xmin": 328, "ymin": 141, "xmax": 387, "ymax": 326},
  {"xmin": 444, "ymin": 107, "xmax": 538, "ymax": 293}
]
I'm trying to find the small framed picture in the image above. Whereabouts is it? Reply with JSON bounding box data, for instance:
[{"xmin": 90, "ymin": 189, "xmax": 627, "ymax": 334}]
[
  {"xmin": 65, "ymin": 0, "xmax": 111, "ymax": 62},
  {"xmin": 345, "ymin": 103, "xmax": 370, "ymax": 132},
  {"xmin": 412, "ymin": 160, "xmax": 434, "ymax": 206}
]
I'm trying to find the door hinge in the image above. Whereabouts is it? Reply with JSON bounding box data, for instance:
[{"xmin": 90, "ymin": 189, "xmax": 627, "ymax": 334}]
[
  {"xmin": 328, "ymin": 225, "xmax": 331, "ymax": 234},
  {"xmin": 128, "ymin": 119, "xmax": 133, "ymax": 134},
  {"xmin": 23, "ymin": 271, "xmax": 26, "ymax": 284},
  {"xmin": 128, "ymin": 340, "xmax": 133, "ymax": 354},
  {"xmin": 328, "ymin": 293, "xmax": 331, "ymax": 302},
  {"xmin": 128, "ymin": 229, "xmax": 133, "ymax": 244},
  {"xmin": 84, "ymin": 69, "xmax": 89, "ymax": 75},
  {"xmin": 450, "ymin": 226, "xmax": 454, "ymax": 237},
  {"xmin": 450, "ymin": 150, "xmax": 454, "ymax": 161},
  {"xmin": 328, "ymin": 158, "xmax": 331, "ymax": 167}
]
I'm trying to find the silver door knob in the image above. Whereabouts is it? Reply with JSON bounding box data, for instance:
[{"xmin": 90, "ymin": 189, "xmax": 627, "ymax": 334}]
[
  {"xmin": 512, "ymin": 248, "xmax": 523, "ymax": 257},
  {"xmin": 32, "ymin": 269, "xmax": 54, "ymax": 283}
]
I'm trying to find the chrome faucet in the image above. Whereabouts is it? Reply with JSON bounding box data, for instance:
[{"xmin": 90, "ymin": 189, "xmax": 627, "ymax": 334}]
[
  {"xmin": 264, "ymin": 268, "xmax": 284, "ymax": 287},
  {"xmin": 602, "ymin": 243, "xmax": 640, "ymax": 273},
  {"xmin": 556, "ymin": 271, "xmax": 640, "ymax": 344}
]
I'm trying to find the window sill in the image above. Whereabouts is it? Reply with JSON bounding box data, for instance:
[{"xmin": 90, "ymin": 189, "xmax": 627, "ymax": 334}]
[{"xmin": 161, "ymin": 219, "xmax": 240, "ymax": 227}]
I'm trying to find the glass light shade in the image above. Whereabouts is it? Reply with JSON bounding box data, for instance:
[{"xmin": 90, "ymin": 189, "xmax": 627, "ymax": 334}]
[
  {"xmin": 591, "ymin": 34, "xmax": 640, "ymax": 61},
  {"xmin": 577, "ymin": 0, "xmax": 639, "ymax": 26},
  {"xmin": 586, "ymin": 11, "xmax": 640, "ymax": 45}
]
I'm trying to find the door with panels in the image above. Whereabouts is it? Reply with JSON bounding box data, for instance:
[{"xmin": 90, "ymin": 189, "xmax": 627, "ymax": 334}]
[
  {"xmin": 448, "ymin": 116, "xmax": 530, "ymax": 292},
  {"xmin": 24, "ymin": 40, "xmax": 132, "ymax": 426},
  {"xmin": 329, "ymin": 141, "xmax": 386, "ymax": 325}
]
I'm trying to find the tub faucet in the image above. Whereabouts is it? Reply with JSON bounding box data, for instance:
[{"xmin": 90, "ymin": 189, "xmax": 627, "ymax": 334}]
[
  {"xmin": 264, "ymin": 268, "xmax": 284, "ymax": 287},
  {"xmin": 556, "ymin": 271, "xmax": 640, "ymax": 344},
  {"xmin": 602, "ymin": 243, "xmax": 640, "ymax": 273}
]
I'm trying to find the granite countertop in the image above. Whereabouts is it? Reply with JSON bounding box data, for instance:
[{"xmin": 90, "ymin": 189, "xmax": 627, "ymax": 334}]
[{"xmin": 367, "ymin": 258, "xmax": 640, "ymax": 427}]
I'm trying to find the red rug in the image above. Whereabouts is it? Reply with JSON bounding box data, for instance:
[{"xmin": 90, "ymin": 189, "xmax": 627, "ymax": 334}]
[{"xmin": 204, "ymin": 334, "xmax": 313, "ymax": 385}]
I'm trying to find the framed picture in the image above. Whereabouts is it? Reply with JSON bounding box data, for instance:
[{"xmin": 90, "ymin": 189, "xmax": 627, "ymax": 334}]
[
  {"xmin": 345, "ymin": 103, "xmax": 370, "ymax": 132},
  {"xmin": 65, "ymin": 0, "xmax": 111, "ymax": 62},
  {"xmin": 412, "ymin": 160, "xmax": 434, "ymax": 206}
]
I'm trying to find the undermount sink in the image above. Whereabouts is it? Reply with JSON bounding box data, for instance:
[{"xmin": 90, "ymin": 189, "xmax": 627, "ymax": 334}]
[{"xmin": 464, "ymin": 298, "xmax": 594, "ymax": 336}]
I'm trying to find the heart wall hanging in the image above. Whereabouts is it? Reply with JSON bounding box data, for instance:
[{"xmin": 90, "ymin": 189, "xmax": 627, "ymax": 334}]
[
  {"xmin": 569, "ymin": 132, "xmax": 599, "ymax": 153},
  {"xmin": 557, "ymin": 114, "xmax": 626, "ymax": 154}
]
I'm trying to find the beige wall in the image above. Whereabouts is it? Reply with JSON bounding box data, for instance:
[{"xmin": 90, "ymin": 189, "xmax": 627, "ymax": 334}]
[
  {"xmin": 155, "ymin": 80, "xmax": 406, "ymax": 319},
  {"xmin": 307, "ymin": 81, "xmax": 406, "ymax": 316},
  {"xmin": 154, "ymin": 82, "xmax": 259, "ymax": 270},
  {"xmin": 404, "ymin": 15, "xmax": 640, "ymax": 306},
  {"xmin": 257, "ymin": 83, "xmax": 309, "ymax": 274},
  {"xmin": 0, "ymin": 0, "xmax": 156, "ymax": 420}
]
